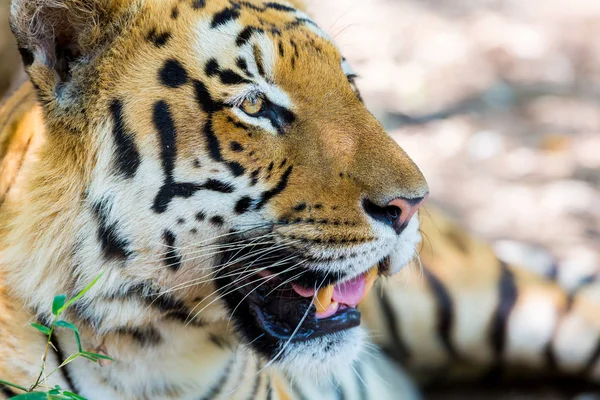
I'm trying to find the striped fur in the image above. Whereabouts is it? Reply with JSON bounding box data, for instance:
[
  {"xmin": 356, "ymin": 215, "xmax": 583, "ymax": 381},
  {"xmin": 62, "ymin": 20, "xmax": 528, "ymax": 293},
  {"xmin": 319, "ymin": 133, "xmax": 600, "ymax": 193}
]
[{"xmin": 1, "ymin": 0, "xmax": 599, "ymax": 399}]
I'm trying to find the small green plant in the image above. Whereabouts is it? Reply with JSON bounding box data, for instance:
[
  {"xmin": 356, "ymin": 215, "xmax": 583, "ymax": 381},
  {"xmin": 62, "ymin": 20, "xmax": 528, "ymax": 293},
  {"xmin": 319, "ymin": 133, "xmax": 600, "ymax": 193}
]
[{"xmin": 0, "ymin": 273, "xmax": 113, "ymax": 399}]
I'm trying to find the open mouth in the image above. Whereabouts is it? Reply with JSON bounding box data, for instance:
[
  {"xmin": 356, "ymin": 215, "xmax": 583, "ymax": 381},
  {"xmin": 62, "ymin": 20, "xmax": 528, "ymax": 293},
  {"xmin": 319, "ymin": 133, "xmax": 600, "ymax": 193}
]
[{"xmin": 215, "ymin": 244, "xmax": 384, "ymax": 356}]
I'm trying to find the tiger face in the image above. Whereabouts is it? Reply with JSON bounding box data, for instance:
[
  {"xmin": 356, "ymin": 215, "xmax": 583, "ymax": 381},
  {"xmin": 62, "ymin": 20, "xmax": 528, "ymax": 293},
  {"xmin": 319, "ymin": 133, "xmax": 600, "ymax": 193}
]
[{"xmin": 10, "ymin": 0, "xmax": 428, "ymax": 377}]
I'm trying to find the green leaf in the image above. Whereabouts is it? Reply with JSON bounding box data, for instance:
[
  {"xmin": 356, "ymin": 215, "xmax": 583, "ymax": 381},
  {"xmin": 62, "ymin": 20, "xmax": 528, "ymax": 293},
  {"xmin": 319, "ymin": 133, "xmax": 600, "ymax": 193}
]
[
  {"xmin": 10, "ymin": 392, "xmax": 48, "ymax": 399},
  {"xmin": 62, "ymin": 391, "xmax": 87, "ymax": 400},
  {"xmin": 58, "ymin": 353, "xmax": 81, "ymax": 368},
  {"xmin": 30, "ymin": 323, "xmax": 52, "ymax": 336},
  {"xmin": 57, "ymin": 273, "xmax": 103, "ymax": 315},
  {"xmin": 54, "ymin": 321, "xmax": 82, "ymax": 352},
  {"xmin": 54, "ymin": 321, "xmax": 78, "ymax": 331},
  {"xmin": 52, "ymin": 295, "xmax": 67, "ymax": 316},
  {"xmin": 78, "ymin": 354, "xmax": 99, "ymax": 363},
  {"xmin": 0, "ymin": 378, "xmax": 27, "ymax": 392},
  {"xmin": 47, "ymin": 394, "xmax": 71, "ymax": 400},
  {"xmin": 48, "ymin": 388, "xmax": 61, "ymax": 395},
  {"xmin": 80, "ymin": 351, "xmax": 113, "ymax": 361}
]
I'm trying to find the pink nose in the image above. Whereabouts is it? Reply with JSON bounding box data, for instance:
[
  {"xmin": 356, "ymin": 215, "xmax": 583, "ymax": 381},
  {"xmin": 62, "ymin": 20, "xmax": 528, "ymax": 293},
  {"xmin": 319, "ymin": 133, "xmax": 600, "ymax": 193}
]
[
  {"xmin": 362, "ymin": 193, "xmax": 429, "ymax": 234},
  {"xmin": 387, "ymin": 194, "xmax": 429, "ymax": 234}
]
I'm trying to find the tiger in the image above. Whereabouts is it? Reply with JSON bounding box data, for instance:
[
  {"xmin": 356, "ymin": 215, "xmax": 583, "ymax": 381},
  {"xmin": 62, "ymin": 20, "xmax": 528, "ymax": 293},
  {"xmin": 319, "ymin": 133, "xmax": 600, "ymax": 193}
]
[{"xmin": 1, "ymin": 0, "xmax": 599, "ymax": 399}]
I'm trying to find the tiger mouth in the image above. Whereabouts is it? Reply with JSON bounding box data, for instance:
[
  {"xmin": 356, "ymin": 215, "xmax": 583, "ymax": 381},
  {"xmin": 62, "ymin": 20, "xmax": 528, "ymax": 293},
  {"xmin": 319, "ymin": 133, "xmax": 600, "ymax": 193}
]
[{"xmin": 215, "ymin": 245, "xmax": 385, "ymax": 356}]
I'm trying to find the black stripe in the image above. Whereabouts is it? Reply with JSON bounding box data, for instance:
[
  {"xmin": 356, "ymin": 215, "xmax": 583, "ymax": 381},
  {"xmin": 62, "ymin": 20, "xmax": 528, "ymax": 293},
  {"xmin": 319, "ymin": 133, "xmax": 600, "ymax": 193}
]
[
  {"xmin": 194, "ymin": 80, "xmax": 224, "ymax": 114},
  {"xmin": 490, "ymin": 261, "xmax": 518, "ymax": 360},
  {"xmin": 230, "ymin": 141, "xmax": 244, "ymax": 152},
  {"xmin": 583, "ymin": 337, "xmax": 600, "ymax": 375},
  {"xmin": 235, "ymin": 196, "xmax": 253, "ymax": 214},
  {"xmin": 544, "ymin": 292, "xmax": 575, "ymax": 371},
  {"xmin": 51, "ymin": 337, "xmax": 79, "ymax": 393},
  {"xmin": 109, "ymin": 100, "xmax": 141, "ymax": 178},
  {"xmin": 205, "ymin": 59, "xmax": 220, "ymax": 77},
  {"xmin": 147, "ymin": 28, "xmax": 172, "ymax": 48},
  {"xmin": 265, "ymin": 2, "xmax": 296, "ymax": 12},
  {"xmin": 159, "ymin": 59, "xmax": 189, "ymax": 89},
  {"xmin": 153, "ymin": 183, "xmax": 199, "ymax": 213},
  {"xmin": 210, "ymin": 216, "xmax": 224, "ymax": 226},
  {"xmin": 255, "ymin": 166, "xmax": 293, "ymax": 209},
  {"xmin": 236, "ymin": 58, "xmax": 253, "ymax": 77},
  {"xmin": 202, "ymin": 179, "xmax": 235, "ymax": 193},
  {"xmin": 219, "ymin": 69, "xmax": 250, "ymax": 85},
  {"xmin": 336, "ymin": 383, "xmax": 347, "ymax": 400},
  {"xmin": 0, "ymin": 134, "xmax": 32, "ymax": 208},
  {"xmin": 192, "ymin": 0, "xmax": 205, "ymax": 9},
  {"xmin": 203, "ymin": 120, "xmax": 223, "ymax": 162},
  {"xmin": 227, "ymin": 161, "xmax": 246, "ymax": 177},
  {"xmin": 291, "ymin": 381, "xmax": 309, "ymax": 400},
  {"xmin": 1, "ymin": 384, "xmax": 18, "ymax": 398},
  {"xmin": 106, "ymin": 280, "xmax": 200, "ymax": 325},
  {"xmin": 250, "ymin": 168, "xmax": 261, "ymax": 186},
  {"xmin": 236, "ymin": 27, "xmax": 263, "ymax": 47},
  {"xmin": 379, "ymin": 288, "xmax": 411, "ymax": 362},
  {"xmin": 91, "ymin": 198, "xmax": 132, "ymax": 260},
  {"xmin": 265, "ymin": 376, "xmax": 272, "ymax": 400},
  {"xmin": 198, "ymin": 358, "xmax": 234, "ymax": 400},
  {"xmin": 151, "ymin": 99, "xmax": 234, "ymax": 213},
  {"xmin": 246, "ymin": 361, "xmax": 263, "ymax": 400},
  {"xmin": 163, "ymin": 230, "xmax": 182, "ymax": 270},
  {"xmin": 544, "ymin": 340, "xmax": 558, "ymax": 371},
  {"xmin": 285, "ymin": 17, "xmax": 319, "ymax": 30},
  {"xmin": 253, "ymin": 45, "xmax": 266, "ymax": 78},
  {"xmin": 211, "ymin": 7, "xmax": 241, "ymax": 28},
  {"xmin": 151, "ymin": 179, "xmax": 235, "ymax": 213},
  {"xmin": 423, "ymin": 267, "xmax": 459, "ymax": 358},
  {"xmin": 201, "ymin": 119, "xmax": 246, "ymax": 178},
  {"xmin": 154, "ymin": 100, "xmax": 178, "ymax": 177},
  {"xmin": 116, "ymin": 326, "xmax": 162, "ymax": 346},
  {"xmin": 209, "ymin": 333, "xmax": 229, "ymax": 349}
]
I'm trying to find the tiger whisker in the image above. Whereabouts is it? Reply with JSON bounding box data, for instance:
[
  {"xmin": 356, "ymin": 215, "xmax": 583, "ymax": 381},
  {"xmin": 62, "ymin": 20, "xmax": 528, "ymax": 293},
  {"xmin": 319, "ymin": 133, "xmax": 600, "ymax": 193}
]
[
  {"xmin": 137, "ymin": 228, "xmax": 276, "ymax": 265},
  {"xmin": 150, "ymin": 235, "xmax": 294, "ymax": 272},
  {"xmin": 186, "ymin": 262, "xmax": 303, "ymax": 325},
  {"xmin": 226, "ymin": 262, "xmax": 309, "ymax": 329},
  {"xmin": 189, "ymin": 252, "xmax": 304, "ymax": 305}
]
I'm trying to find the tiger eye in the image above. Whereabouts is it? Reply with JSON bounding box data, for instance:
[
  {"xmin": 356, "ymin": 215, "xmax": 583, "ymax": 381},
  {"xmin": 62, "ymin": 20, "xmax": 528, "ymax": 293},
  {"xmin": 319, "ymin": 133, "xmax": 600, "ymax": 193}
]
[{"xmin": 241, "ymin": 96, "xmax": 264, "ymax": 115}]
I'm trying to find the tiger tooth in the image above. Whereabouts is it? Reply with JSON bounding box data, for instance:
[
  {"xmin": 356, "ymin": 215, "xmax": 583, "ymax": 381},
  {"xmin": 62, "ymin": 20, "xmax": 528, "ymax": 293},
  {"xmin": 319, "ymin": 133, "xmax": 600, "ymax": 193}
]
[
  {"xmin": 315, "ymin": 285, "xmax": 334, "ymax": 313},
  {"xmin": 359, "ymin": 266, "xmax": 379, "ymax": 304}
]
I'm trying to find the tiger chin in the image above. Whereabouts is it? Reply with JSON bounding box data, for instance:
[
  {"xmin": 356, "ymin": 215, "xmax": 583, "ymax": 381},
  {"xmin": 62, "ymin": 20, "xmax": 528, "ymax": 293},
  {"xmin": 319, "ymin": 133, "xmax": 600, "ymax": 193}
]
[{"xmin": 216, "ymin": 211, "xmax": 425, "ymax": 380}]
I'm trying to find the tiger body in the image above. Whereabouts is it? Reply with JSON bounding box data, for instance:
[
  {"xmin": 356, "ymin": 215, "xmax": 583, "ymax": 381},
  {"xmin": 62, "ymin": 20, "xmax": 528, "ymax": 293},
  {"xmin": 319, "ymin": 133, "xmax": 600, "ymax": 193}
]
[{"xmin": 0, "ymin": 0, "xmax": 599, "ymax": 399}]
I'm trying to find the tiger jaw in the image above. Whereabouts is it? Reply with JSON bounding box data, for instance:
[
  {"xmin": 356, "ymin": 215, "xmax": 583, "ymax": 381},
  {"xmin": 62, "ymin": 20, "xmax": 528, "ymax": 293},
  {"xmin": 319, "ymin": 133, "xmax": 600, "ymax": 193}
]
[{"xmin": 213, "ymin": 228, "xmax": 397, "ymax": 360}]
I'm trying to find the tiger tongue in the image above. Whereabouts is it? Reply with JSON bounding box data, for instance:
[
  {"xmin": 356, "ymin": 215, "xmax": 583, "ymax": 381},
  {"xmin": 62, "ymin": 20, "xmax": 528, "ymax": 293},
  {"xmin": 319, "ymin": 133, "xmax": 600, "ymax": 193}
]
[
  {"xmin": 332, "ymin": 274, "xmax": 367, "ymax": 306},
  {"xmin": 310, "ymin": 267, "xmax": 379, "ymax": 317}
]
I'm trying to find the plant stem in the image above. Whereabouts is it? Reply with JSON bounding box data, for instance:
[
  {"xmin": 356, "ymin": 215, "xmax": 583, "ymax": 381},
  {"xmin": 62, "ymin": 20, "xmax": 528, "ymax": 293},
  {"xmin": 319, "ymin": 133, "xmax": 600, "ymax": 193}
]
[
  {"xmin": 29, "ymin": 319, "xmax": 56, "ymax": 392},
  {"xmin": 0, "ymin": 379, "xmax": 28, "ymax": 392}
]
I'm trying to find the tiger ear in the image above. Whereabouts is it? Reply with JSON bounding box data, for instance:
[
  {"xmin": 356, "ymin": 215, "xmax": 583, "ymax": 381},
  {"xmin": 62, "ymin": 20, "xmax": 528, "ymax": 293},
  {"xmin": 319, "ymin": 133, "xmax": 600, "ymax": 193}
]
[{"xmin": 10, "ymin": 0, "xmax": 133, "ymax": 103}]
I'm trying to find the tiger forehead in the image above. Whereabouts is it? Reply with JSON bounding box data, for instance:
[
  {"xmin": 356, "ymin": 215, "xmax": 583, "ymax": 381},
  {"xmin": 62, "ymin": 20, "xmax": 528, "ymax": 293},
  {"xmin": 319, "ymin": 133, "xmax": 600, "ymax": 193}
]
[{"xmin": 141, "ymin": 0, "xmax": 339, "ymax": 68}]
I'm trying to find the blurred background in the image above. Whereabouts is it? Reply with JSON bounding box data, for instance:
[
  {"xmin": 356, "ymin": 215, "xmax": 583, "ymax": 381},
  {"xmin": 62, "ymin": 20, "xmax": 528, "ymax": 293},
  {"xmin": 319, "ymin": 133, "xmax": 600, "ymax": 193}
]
[
  {"xmin": 1, "ymin": 0, "xmax": 599, "ymax": 397},
  {"xmin": 308, "ymin": 0, "xmax": 600, "ymax": 291}
]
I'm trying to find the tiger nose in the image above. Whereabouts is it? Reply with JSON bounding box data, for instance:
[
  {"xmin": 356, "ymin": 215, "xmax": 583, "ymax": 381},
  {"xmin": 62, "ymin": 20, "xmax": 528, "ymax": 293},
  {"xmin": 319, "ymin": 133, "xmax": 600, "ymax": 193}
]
[{"xmin": 363, "ymin": 193, "xmax": 428, "ymax": 234}]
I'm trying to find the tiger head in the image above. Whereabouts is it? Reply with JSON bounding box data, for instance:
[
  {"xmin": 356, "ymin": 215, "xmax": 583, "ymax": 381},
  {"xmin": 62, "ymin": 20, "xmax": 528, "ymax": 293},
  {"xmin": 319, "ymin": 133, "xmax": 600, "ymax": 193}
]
[{"xmin": 9, "ymin": 0, "xmax": 428, "ymax": 377}]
